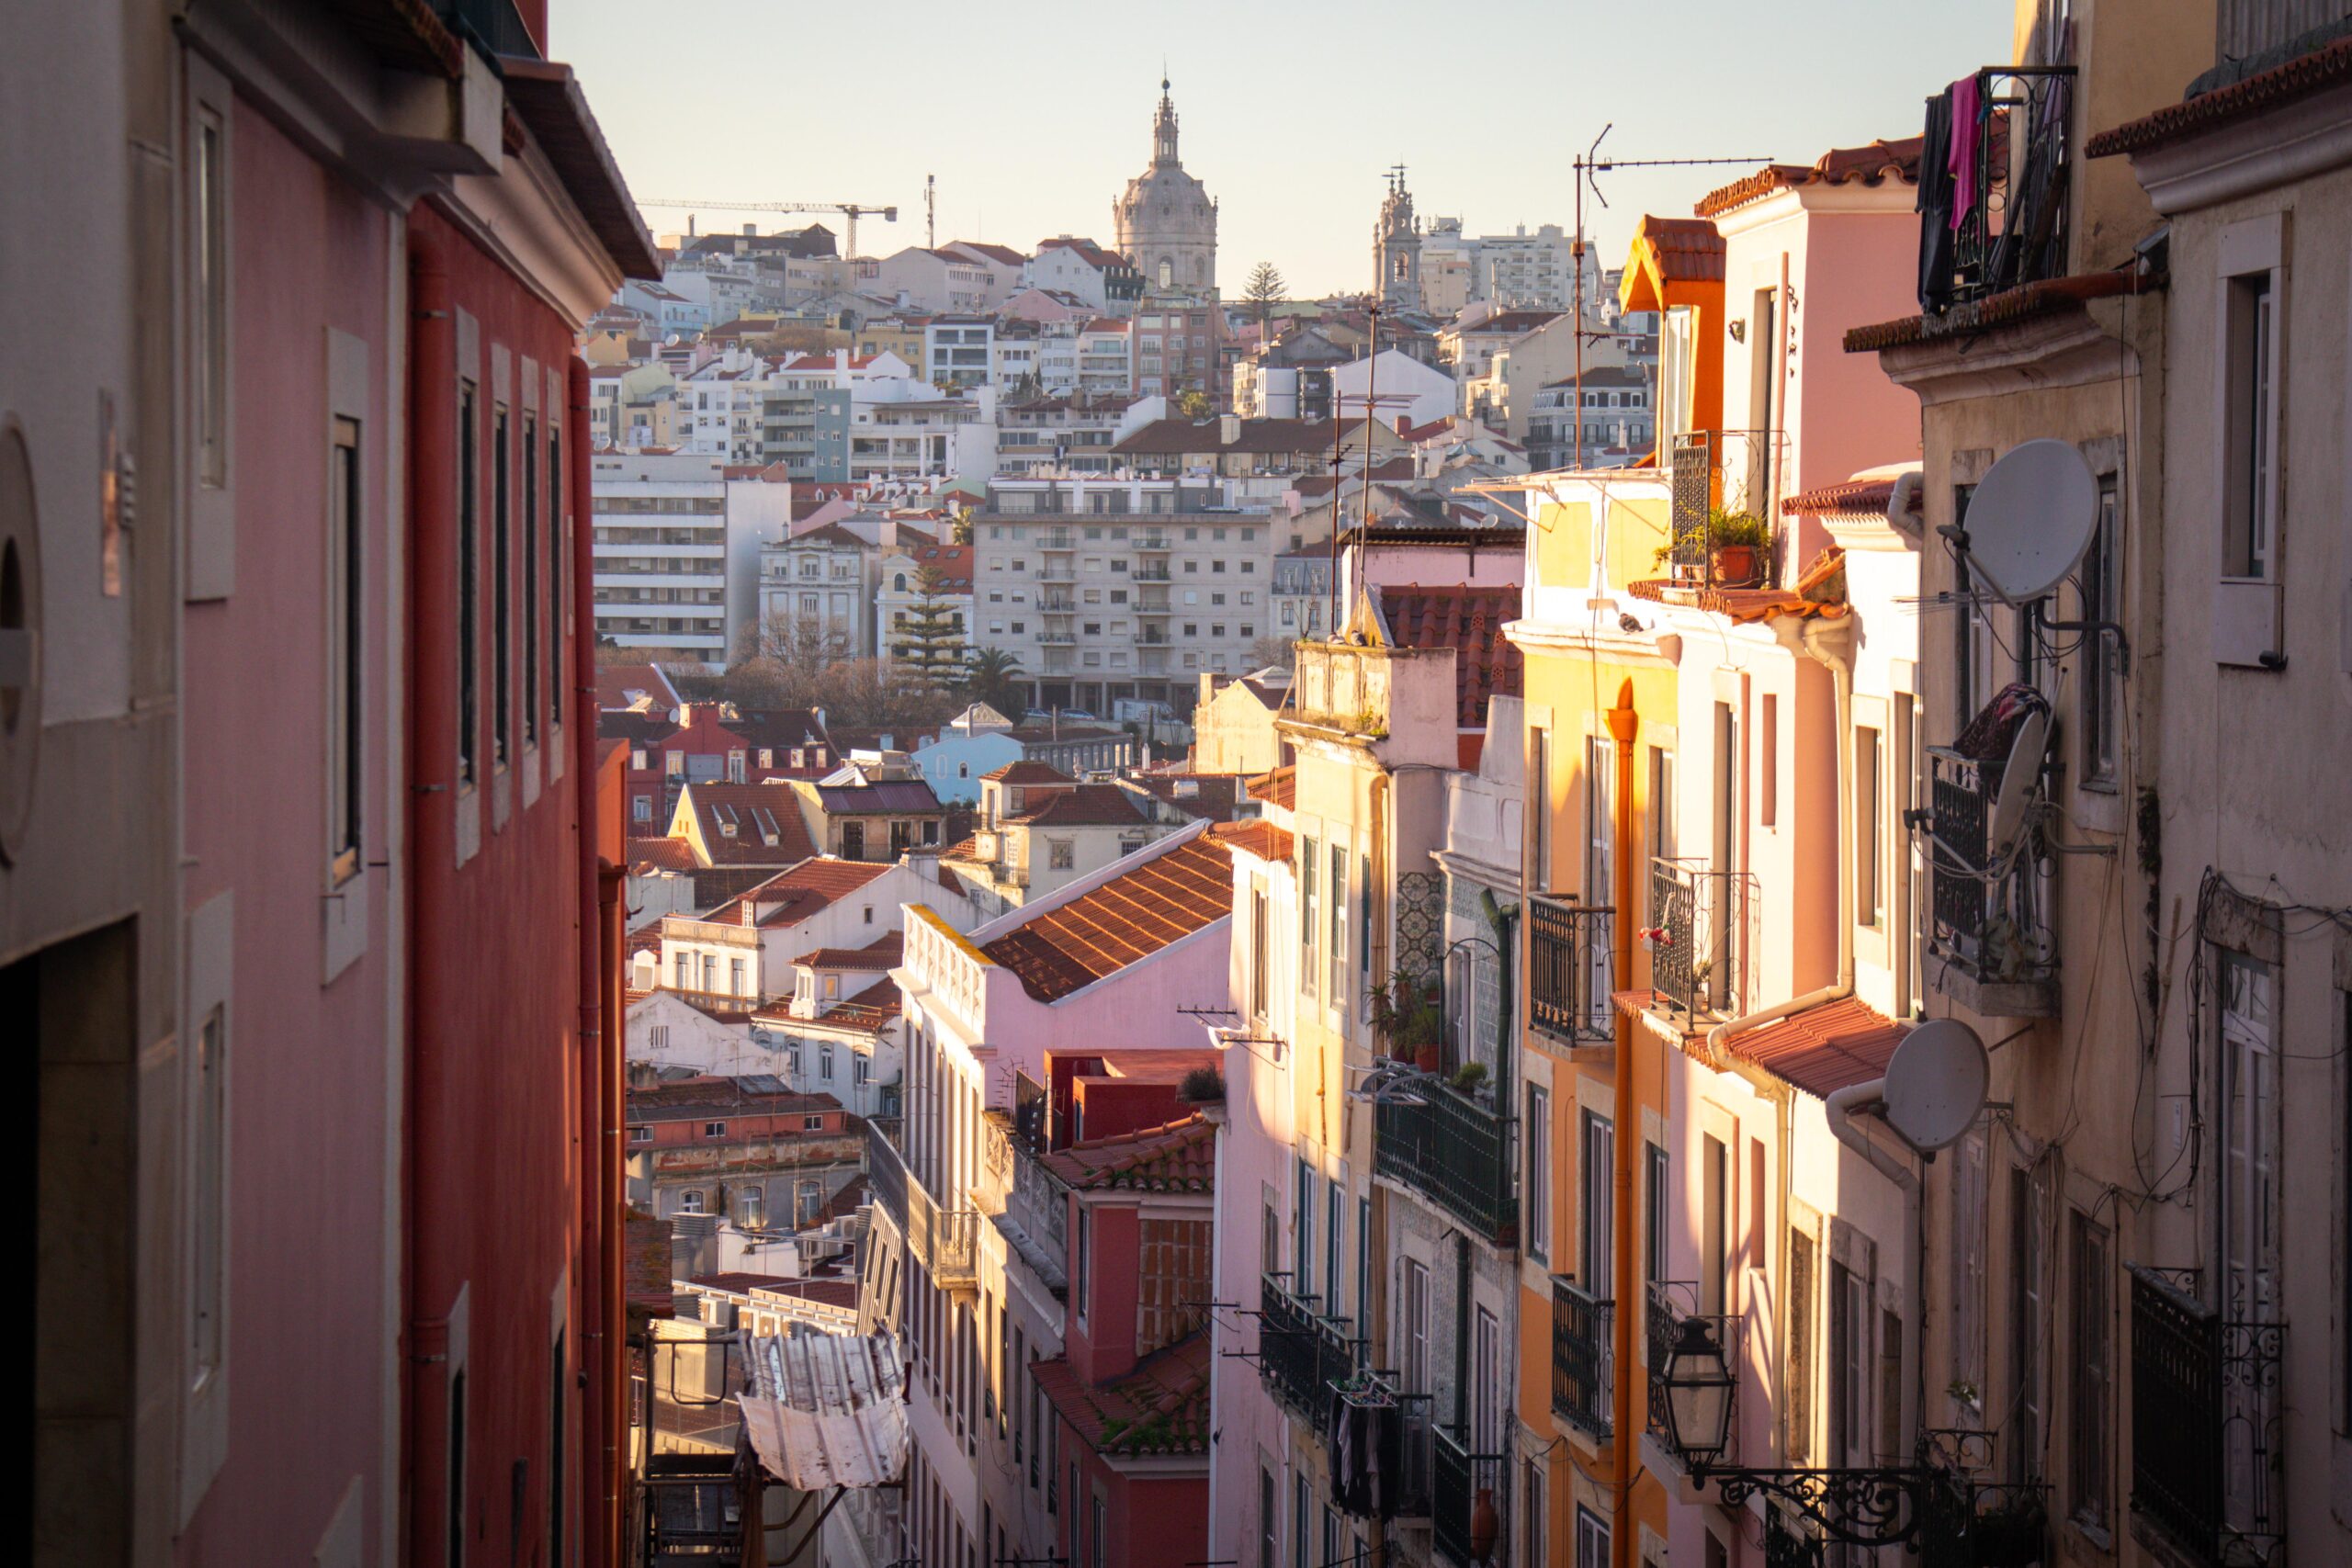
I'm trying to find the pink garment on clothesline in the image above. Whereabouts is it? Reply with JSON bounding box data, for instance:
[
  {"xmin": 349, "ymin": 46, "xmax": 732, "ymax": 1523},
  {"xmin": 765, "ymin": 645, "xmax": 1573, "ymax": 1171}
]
[{"xmin": 1949, "ymin": 74, "xmax": 1982, "ymax": 232}]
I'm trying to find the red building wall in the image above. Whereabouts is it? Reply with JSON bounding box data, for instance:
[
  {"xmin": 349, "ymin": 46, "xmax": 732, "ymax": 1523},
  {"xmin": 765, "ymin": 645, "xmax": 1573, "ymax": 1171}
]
[{"xmin": 404, "ymin": 197, "xmax": 594, "ymax": 1568}]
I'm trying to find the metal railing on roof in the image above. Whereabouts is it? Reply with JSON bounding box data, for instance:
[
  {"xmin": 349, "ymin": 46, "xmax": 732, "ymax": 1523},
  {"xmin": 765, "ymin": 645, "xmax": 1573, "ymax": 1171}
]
[
  {"xmin": 1949, "ymin": 67, "xmax": 2076, "ymax": 309},
  {"xmin": 436, "ymin": 0, "xmax": 540, "ymax": 61}
]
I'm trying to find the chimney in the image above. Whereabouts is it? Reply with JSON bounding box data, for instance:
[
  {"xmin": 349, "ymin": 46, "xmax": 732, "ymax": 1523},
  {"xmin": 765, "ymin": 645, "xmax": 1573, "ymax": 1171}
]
[
  {"xmin": 742, "ymin": 222, "xmax": 757, "ymax": 237},
  {"xmin": 1218, "ymin": 412, "xmax": 1240, "ymax": 444}
]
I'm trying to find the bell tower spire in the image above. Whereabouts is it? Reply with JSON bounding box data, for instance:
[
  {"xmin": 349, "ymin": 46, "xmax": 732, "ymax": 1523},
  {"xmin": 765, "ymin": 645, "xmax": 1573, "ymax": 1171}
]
[{"xmin": 1153, "ymin": 74, "xmax": 1180, "ymax": 166}]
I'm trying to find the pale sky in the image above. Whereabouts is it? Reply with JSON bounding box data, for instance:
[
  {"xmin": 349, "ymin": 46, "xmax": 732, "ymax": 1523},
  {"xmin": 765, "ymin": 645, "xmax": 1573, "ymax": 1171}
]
[{"xmin": 556, "ymin": 0, "xmax": 2013, "ymax": 297}]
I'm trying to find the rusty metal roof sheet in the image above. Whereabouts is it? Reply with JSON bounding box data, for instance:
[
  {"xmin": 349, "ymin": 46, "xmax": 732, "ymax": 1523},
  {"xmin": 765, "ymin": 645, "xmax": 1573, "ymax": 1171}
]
[{"xmin": 738, "ymin": 1332, "xmax": 910, "ymax": 1491}]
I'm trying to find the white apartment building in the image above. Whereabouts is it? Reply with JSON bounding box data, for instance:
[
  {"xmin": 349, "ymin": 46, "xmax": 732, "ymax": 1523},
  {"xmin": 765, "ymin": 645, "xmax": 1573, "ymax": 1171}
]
[
  {"xmin": 1074, "ymin": 318, "xmax": 1133, "ymax": 397},
  {"xmin": 1417, "ymin": 220, "xmax": 1599, "ymax": 311},
  {"xmin": 992, "ymin": 393, "xmax": 1134, "ymax": 476},
  {"xmin": 590, "ymin": 451, "xmax": 787, "ymax": 663},
  {"xmin": 969, "ymin": 477, "xmax": 1285, "ymax": 713},
  {"xmin": 924, "ymin": 316, "xmax": 996, "ymax": 390},
  {"xmin": 850, "ymin": 382, "xmax": 995, "ymax": 484}
]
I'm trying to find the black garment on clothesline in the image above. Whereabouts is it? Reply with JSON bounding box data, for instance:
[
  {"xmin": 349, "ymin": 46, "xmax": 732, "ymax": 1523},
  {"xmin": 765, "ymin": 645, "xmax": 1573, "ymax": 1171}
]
[{"xmin": 1917, "ymin": 86, "xmax": 1958, "ymax": 313}]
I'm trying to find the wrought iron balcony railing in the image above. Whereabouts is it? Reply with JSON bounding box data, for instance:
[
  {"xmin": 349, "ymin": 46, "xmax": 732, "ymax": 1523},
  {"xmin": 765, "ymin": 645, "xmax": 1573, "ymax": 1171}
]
[
  {"xmin": 1258, "ymin": 1272, "xmax": 1352, "ymax": 1424},
  {"xmin": 1948, "ymin": 67, "xmax": 2075, "ymax": 309},
  {"xmin": 1432, "ymin": 1425, "xmax": 1510, "ymax": 1568},
  {"xmin": 862, "ymin": 1121, "xmax": 909, "ymax": 1231},
  {"xmin": 1529, "ymin": 895, "xmax": 1614, "ymax": 1045},
  {"xmin": 1927, "ymin": 747, "xmax": 2056, "ymax": 1012},
  {"xmin": 2128, "ymin": 1265, "xmax": 2285, "ymax": 1568},
  {"xmin": 1646, "ymin": 856, "xmax": 1749, "ymax": 1020},
  {"xmin": 1130, "ymin": 566, "xmax": 1171, "ymax": 582},
  {"xmin": 1552, "ymin": 1276, "xmax": 1614, "ymax": 1439},
  {"xmin": 1374, "ymin": 1079, "xmax": 1517, "ymax": 1247},
  {"xmin": 1917, "ymin": 1430, "xmax": 2052, "ymax": 1568},
  {"xmin": 1666, "ymin": 429, "xmax": 1784, "ymax": 588}
]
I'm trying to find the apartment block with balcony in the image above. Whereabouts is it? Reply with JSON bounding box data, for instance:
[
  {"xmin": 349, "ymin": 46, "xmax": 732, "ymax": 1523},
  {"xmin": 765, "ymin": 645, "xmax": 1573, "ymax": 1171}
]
[
  {"xmin": 759, "ymin": 521, "xmax": 876, "ymax": 658},
  {"xmin": 970, "ymin": 476, "xmax": 1287, "ymax": 713},
  {"xmin": 591, "ymin": 450, "xmax": 783, "ymax": 663},
  {"xmin": 889, "ymin": 824, "xmax": 1245, "ymax": 1568}
]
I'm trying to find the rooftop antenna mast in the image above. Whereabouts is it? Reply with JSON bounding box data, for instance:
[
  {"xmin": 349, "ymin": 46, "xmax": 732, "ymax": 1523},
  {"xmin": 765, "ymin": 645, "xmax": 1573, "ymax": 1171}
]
[
  {"xmin": 1567, "ymin": 131, "xmax": 1775, "ymax": 470},
  {"xmin": 925, "ymin": 174, "xmax": 936, "ymax": 249}
]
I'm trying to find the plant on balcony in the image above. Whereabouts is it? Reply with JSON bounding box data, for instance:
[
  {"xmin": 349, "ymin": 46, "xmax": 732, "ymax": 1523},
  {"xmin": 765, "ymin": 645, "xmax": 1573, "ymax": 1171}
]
[
  {"xmin": 1369, "ymin": 970, "xmax": 1446, "ymax": 1073},
  {"xmin": 1451, "ymin": 1060, "xmax": 1488, "ymax": 1096},
  {"xmin": 1653, "ymin": 507, "xmax": 1773, "ymax": 587},
  {"xmin": 1178, "ymin": 1066, "xmax": 1225, "ymax": 1104}
]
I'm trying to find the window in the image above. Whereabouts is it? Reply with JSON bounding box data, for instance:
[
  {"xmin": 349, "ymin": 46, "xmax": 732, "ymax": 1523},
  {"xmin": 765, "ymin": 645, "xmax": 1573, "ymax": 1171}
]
[
  {"xmin": 820, "ymin": 1045, "xmax": 834, "ymax": 1081},
  {"xmin": 1701, "ymin": 1134, "xmax": 1728, "ymax": 1314},
  {"xmin": 1830, "ymin": 1259, "xmax": 1870, "ymax": 1466},
  {"xmin": 1523, "ymin": 1461, "xmax": 1546, "ymax": 1568},
  {"xmin": 2068, "ymin": 1210, "xmax": 2111, "ymax": 1533},
  {"xmin": 628, "ymin": 1124, "xmax": 650, "ymax": 1144},
  {"xmin": 728, "ymin": 957, "xmax": 744, "ymax": 995},
  {"xmin": 1951, "ymin": 1128, "xmax": 1987, "ymax": 1408},
  {"xmin": 1576, "ymin": 1505, "xmax": 1610, "ymax": 1568},
  {"xmin": 2080, "ymin": 477, "xmax": 2120, "ymax": 785},
  {"xmin": 1075, "ymin": 1206, "xmax": 1091, "ymax": 1322},
  {"xmin": 854, "ymin": 1056, "xmax": 870, "ymax": 1087},
  {"xmin": 703, "ymin": 1121, "xmax": 727, "ymax": 1137},
  {"xmin": 548, "ymin": 429, "xmax": 563, "ymax": 729},
  {"xmin": 1299, "ymin": 838, "xmax": 1319, "ymax": 998},
  {"xmin": 195, "ymin": 101, "xmax": 229, "ymax": 489},
  {"xmin": 2223, "ymin": 270, "xmax": 2277, "ymax": 580},
  {"xmin": 1788, "ymin": 1228, "xmax": 1816, "ymax": 1463},
  {"xmin": 2009, "ymin": 1164, "xmax": 2047, "ymax": 1483},
  {"xmin": 1260, "ymin": 1467, "xmax": 1279, "ymax": 1568},
  {"xmin": 1049, "ymin": 839, "xmax": 1075, "ymax": 870},
  {"xmin": 1328, "ymin": 843, "xmax": 1347, "ymax": 1004},
  {"xmin": 1581, "ymin": 1111, "xmax": 1614, "ymax": 1292},
  {"xmin": 679, "ymin": 1190, "xmax": 706, "ymax": 1213},
  {"xmin": 190, "ymin": 1003, "xmax": 228, "ymax": 1387},
  {"xmin": 1531, "ymin": 728, "xmax": 1551, "ymax": 888},
  {"xmin": 1525, "ymin": 1086, "xmax": 1550, "ymax": 1261},
  {"xmin": 1855, "ymin": 726, "xmax": 1883, "ymax": 929},
  {"xmin": 1250, "ymin": 885, "xmax": 1270, "ymax": 1021},
  {"xmin": 493, "ymin": 405, "xmax": 511, "ymax": 766},
  {"xmin": 1645, "ymin": 1143, "xmax": 1668, "ymax": 1288},
  {"xmin": 523, "ymin": 414, "xmax": 538, "ymax": 745},
  {"xmin": 447, "ymin": 1370, "xmax": 469, "ymax": 1568},
  {"xmin": 1760, "ymin": 694, "xmax": 1779, "ymax": 827},
  {"xmin": 802, "ymin": 1114, "xmax": 823, "ymax": 1132},
  {"xmin": 328, "ymin": 419, "xmax": 364, "ymax": 886},
  {"xmin": 458, "ymin": 381, "xmax": 479, "ymax": 784},
  {"xmin": 1325, "ymin": 1181, "xmax": 1342, "ymax": 1320},
  {"xmin": 1294, "ymin": 1158, "xmax": 1316, "ymax": 1297}
]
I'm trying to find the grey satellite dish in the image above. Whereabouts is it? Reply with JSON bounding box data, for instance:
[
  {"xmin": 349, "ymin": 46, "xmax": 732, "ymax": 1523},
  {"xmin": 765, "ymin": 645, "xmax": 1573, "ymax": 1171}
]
[
  {"xmin": 1883, "ymin": 1019, "xmax": 1990, "ymax": 1152},
  {"xmin": 1960, "ymin": 439, "xmax": 2098, "ymax": 605},
  {"xmin": 1986, "ymin": 707, "xmax": 2050, "ymax": 865}
]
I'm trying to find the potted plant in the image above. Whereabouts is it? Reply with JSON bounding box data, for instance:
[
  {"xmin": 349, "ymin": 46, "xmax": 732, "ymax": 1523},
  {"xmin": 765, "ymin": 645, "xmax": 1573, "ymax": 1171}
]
[
  {"xmin": 1178, "ymin": 1066, "xmax": 1225, "ymax": 1105},
  {"xmin": 1705, "ymin": 507, "xmax": 1772, "ymax": 587},
  {"xmin": 1369, "ymin": 971, "xmax": 1447, "ymax": 1074},
  {"xmin": 1452, "ymin": 1061, "xmax": 1489, "ymax": 1096}
]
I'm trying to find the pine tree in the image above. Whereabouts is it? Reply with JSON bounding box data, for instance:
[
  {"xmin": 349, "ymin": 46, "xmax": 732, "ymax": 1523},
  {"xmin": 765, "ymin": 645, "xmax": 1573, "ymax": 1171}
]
[
  {"xmin": 889, "ymin": 563, "xmax": 968, "ymax": 687},
  {"xmin": 1244, "ymin": 261, "xmax": 1287, "ymax": 333}
]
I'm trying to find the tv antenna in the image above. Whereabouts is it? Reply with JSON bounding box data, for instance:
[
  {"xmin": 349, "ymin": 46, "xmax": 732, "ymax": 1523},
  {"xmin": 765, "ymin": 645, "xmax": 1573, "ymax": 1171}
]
[{"xmin": 1569, "ymin": 128, "xmax": 1777, "ymax": 469}]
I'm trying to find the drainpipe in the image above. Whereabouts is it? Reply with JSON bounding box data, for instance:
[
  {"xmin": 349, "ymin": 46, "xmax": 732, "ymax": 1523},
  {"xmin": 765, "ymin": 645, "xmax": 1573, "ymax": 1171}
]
[
  {"xmin": 1824, "ymin": 1080, "xmax": 1922, "ymax": 1463},
  {"xmin": 404, "ymin": 228, "xmax": 457, "ymax": 1568},
  {"xmin": 1608, "ymin": 693, "xmax": 1638, "ymax": 1568}
]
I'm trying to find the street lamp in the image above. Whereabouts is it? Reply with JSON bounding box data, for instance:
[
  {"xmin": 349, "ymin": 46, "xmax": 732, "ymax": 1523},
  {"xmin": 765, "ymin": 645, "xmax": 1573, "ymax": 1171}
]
[{"xmin": 1657, "ymin": 1314, "xmax": 1735, "ymax": 1469}]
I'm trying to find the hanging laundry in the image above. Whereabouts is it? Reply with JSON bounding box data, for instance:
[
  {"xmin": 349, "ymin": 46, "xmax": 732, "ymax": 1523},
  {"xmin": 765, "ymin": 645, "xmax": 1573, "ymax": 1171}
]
[
  {"xmin": 1949, "ymin": 73, "xmax": 1984, "ymax": 232},
  {"xmin": 1917, "ymin": 85, "xmax": 1959, "ymax": 311}
]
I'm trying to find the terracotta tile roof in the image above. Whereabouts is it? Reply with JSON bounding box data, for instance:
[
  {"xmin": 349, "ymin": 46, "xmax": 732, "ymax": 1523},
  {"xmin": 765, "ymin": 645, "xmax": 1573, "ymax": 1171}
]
[
  {"xmin": 1246, "ymin": 765, "xmax": 1295, "ymax": 810},
  {"xmin": 1034, "ymin": 1333, "xmax": 1213, "ymax": 1457},
  {"xmin": 1843, "ymin": 267, "xmax": 2162, "ymax": 355},
  {"xmin": 1007, "ymin": 784, "xmax": 1148, "ymax": 829},
  {"xmin": 942, "ymin": 834, "xmax": 983, "ymax": 860},
  {"xmin": 1458, "ymin": 310, "xmax": 1563, "ymax": 336},
  {"xmin": 629, "ymin": 837, "xmax": 698, "ymax": 873},
  {"xmin": 1724, "ymin": 998, "xmax": 1909, "ymax": 1100},
  {"xmin": 1128, "ymin": 773, "xmax": 1244, "ymax": 823},
  {"xmin": 1036, "ymin": 236, "xmax": 1129, "ymax": 270},
  {"xmin": 1624, "ymin": 577, "xmax": 1849, "ymax": 625},
  {"xmin": 947, "ymin": 239, "xmax": 1027, "ymax": 267},
  {"xmin": 703, "ymin": 856, "xmax": 892, "ymax": 927},
  {"xmin": 1113, "ymin": 417, "xmax": 1356, "ymax": 456},
  {"xmin": 598, "ymin": 662, "xmax": 683, "ymax": 713},
  {"xmin": 1377, "ymin": 584, "xmax": 1525, "ymax": 728},
  {"xmin": 1625, "ymin": 216, "xmax": 1725, "ymax": 293},
  {"xmin": 684, "ymin": 783, "xmax": 820, "ymax": 865},
  {"xmin": 1784, "ymin": 477, "xmax": 1902, "ymax": 517},
  {"xmin": 1044, "ymin": 1113, "xmax": 1216, "ymax": 1191},
  {"xmin": 793, "ymin": 933, "xmax": 903, "ymax": 970},
  {"xmin": 982, "ymin": 831, "xmax": 1237, "ymax": 1002},
  {"xmin": 1219, "ymin": 819, "xmax": 1295, "ymax": 863},
  {"xmin": 793, "ymin": 523, "xmax": 868, "ymax": 548},
  {"xmin": 984, "ymin": 761, "xmax": 1076, "ymax": 784},
  {"xmin": 1696, "ymin": 136, "xmax": 1924, "ymax": 219},
  {"xmin": 2087, "ymin": 29, "xmax": 2352, "ymax": 158}
]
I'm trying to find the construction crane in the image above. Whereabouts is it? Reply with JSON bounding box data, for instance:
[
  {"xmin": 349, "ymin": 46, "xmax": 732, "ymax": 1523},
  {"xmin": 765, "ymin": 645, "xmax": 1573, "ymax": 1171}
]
[{"xmin": 638, "ymin": 197, "xmax": 898, "ymax": 260}]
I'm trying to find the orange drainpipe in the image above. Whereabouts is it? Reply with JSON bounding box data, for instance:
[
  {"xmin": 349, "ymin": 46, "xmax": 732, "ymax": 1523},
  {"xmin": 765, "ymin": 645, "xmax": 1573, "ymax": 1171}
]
[{"xmin": 1608, "ymin": 685, "xmax": 1640, "ymax": 1568}]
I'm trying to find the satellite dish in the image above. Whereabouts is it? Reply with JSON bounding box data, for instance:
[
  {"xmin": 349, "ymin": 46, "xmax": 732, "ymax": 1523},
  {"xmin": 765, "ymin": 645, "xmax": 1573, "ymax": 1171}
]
[
  {"xmin": 1986, "ymin": 707, "xmax": 2050, "ymax": 864},
  {"xmin": 1958, "ymin": 439, "xmax": 2098, "ymax": 605},
  {"xmin": 1883, "ymin": 1019, "xmax": 1989, "ymax": 1152}
]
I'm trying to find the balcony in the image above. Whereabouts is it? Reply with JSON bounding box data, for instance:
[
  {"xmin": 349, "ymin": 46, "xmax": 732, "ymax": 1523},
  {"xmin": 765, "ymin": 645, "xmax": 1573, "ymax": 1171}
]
[
  {"xmin": 1374, "ymin": 1078, "xmax": 1516, "ymax": 1247},
  {"xmin": 1645, "ymin": 856, "xmax": 1750, "ymax": 1021},
  {"xmin": 1136, "ymin": 631, "xmax": 1169, "ymax": 646},
  {"xmin": 908, "ymin": 1184, "xmax": 979, "ymax": 1296},
  {"xmin": 863, "ymin": 1120, "xmax": 910, "ymax": 1231},
  {"xmin": 1036, "ymin": 631, "xmax": 1077, "ymax": 646},
  {"xmin": 1432, "ymin": 1426, "xmax": 1510, "ymax": 1568},
  {"xmin": 1552, "ymin": 1277, "xmax": 1614, "ymax": 1440},
  {"xmin": 1529, "ymin": 896, "xmax": 1614, "ymax": 1046},
  {"xmin": 1036, "ymin": 567, "xmax": 1078, "ymax": 586},
  {"xmin": 1947, "ymin": 68, "xmax": 2075, "ymax": 310},
  {"xmin": 1135, "ymin": 599, "xmax": 1171, "ymax": 615},
  {"xmin": 1039, "ymin": 532, "xmax": 1077, "ymax": 550},
  {"xmin": 1134, "ymin": 533, "xmax": 1172, "ymax": 550},
  {"xmin": 1130, "ymin": 566, "xmax": 1171, "ymax": 582},
  {"xmin": 1258, "ymin": 1272, "xmax": 1352, "ymax": 1424},
  {"xmin": 1662, "ymin": 430, "xmax": 1783, "ymax": 590},
  {"xmin": 1928, "ymin": 747, "xmax": 2057, "ymax": 1016},
  {"xmin": 1038, "ymin": 597, "xmax": 1078, "ymax": 613},
  {"xmin": 980, "ymin": 1112, "xmax": 1069, "ymax": 1298},
  {"xmin": 436, "ymin": 0, "xmax": 541, "ymax": 60},
  {"xmin": 2128, "ymin": 1266, "xmax": 2284, "ymax": 1568},
  {"xmin": 1917, "ymin": 1431, "xmax": 2052, "ymax": 1568}
]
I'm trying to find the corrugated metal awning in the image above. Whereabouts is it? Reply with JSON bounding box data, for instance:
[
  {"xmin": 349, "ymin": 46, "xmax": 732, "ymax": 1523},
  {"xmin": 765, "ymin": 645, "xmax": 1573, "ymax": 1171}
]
[{"xmin": 738, "ymin": 1333, "xmax": 909, "ymax": 1491}]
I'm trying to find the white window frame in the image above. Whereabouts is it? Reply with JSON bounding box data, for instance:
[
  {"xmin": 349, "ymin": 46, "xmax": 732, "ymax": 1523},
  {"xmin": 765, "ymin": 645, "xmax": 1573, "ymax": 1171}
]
[
  {"xmin": 185, "ymin": 50, "xmax": 236, "ymax": 600},
  {"xmin": 2213, "ymin": 213, "xmax": 2285, "ymax": 666}
]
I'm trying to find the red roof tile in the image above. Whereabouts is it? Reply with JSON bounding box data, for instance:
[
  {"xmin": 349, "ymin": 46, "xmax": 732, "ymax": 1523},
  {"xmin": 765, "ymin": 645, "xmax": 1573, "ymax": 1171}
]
[
  {"xmin": 1219, "ymin": 819, "xmax": 1295, "ymax": 863},
  {"xmin": 598, "ymin": 663, "xmax": 683, "ymax": 713},
  {"xmin": 1843, "ymin": 267, "xmax": 2163, "ymax": 355},
  {"xmin": 1377, "ymin": 584, "xmax": 1525, "ymax": 728},
  {"xmin": 1628, "ymin": 216, "xmax": 1726, "ymax": 288},
  {"xmin": 1784, "ymin": 477, "xmax": 1900, "ymax": 517},
  {"xmin": 792, "ymin": 934, "xmax": 903, "ymax": 970},
  {"xmin": 1034, "ymin": 1333, "xmax": 1212, "ymax": 1457},
  {"xmin": 702, "ymin": 856, "xmax": 892, "ymax": 927},
  {"xmin": 2087, "ymin": 32, "xmax": 2352, "ymax": 158},
  {"xmin": 1006, "ymin": 784, "xmax": 1148, "ymax": 829},
  {"xmin": 983, "ymin": 832, "xmax": 1237, "ymax": 1001},
  {"xmin": 1043, "ymin": 1113, "xmax": 1216, "ymax": 1191},
  {"xmin": 1724, "ymin": 998, "xmax": 1909, "ymax": 1100},
  {"xmin": 984, "ymin": 761, "xmax": 1076, "ymax": 784},
  {"xmin": 1696, "ymin": 137, "xmax": 1924, "ymax": 219},
  {"xmin": 683, "ymin": 783, "xmax": 820, "ymax": 866},
  {"xmin": 1458, "ymin": 310, "xmax": 1564, "ymax": 336},
  {"xmin": 1128, "ymin": 773, "xmax": 1244, "ymax": 823},
  {"xmin": 1246, "ymin": 765, "xmax": 1295, "ymax": 810},
  {"xmin": 629, "ymin": 837, "xmax": 697, "ymax": 873}
]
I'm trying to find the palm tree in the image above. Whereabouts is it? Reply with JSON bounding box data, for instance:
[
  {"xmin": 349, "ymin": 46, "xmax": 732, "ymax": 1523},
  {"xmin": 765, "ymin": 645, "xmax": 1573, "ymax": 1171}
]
[{"xmin": 956, "ymin": 647, "xmax": 1027, "ymax": 718}]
